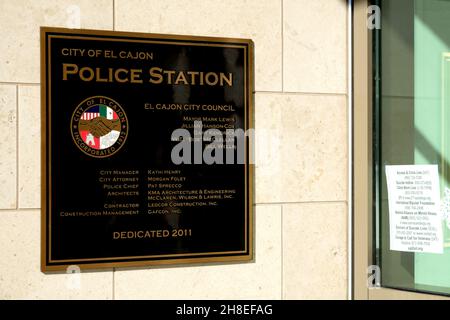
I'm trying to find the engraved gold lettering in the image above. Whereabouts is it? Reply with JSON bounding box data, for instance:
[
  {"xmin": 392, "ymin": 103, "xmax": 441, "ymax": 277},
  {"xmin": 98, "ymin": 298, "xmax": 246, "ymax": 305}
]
[
  {"xmin": 62, "ymin": 63, "xmax": 78, "ymax": 80},
  {"xmin": 62, "ymin": 64, "xmax": 233, "ymax": 86},
  {"xmin": 149, "ymin": 67, "xmax": 163, "ymax": 84},
  {"xmin": 130, "ymin": 69, "xmax": 143, "ymax": 84},
  {"xmin": 79, "ymin": 67, "xmax": 95, "ymax": 81},
  {"xmin": 115, "ymin": 68, "xmax": 129, "ymax": 83},
  {"xmin": 174, "ymin": 71, "xmax": 189, "ymax": 85}
]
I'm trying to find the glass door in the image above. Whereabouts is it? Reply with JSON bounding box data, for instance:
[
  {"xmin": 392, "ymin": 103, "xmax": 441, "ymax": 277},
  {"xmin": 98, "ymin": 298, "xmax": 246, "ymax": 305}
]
[{"xmin": 374, "ymin": 0, "xmax": 450, "ymax": 297}]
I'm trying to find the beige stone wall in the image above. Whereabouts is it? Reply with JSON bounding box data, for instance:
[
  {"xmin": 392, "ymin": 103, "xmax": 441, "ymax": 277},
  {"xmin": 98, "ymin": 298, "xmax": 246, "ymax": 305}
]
[{"xmin": 0, "ymin": 0, "xmax": 348, "ymax": 299}]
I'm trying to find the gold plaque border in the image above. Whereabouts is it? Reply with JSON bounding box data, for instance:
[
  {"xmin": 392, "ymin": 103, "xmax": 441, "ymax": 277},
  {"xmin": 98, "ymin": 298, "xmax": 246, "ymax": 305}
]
[{"xmin": 40, "ymin": 27, "xmax": 254, "ymax": 272}]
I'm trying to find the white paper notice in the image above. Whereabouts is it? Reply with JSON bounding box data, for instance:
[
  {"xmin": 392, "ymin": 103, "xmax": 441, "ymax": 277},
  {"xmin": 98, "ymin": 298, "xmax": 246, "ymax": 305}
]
[{"xmin": 385, "ymin": 165, "xmax": 443, "ymax": 254}]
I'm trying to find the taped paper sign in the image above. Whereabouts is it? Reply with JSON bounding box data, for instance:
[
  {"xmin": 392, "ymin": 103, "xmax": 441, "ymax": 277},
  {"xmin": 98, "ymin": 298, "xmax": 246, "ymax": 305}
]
[{"xmin": 385, "ymin": 165, "xmax": 443, "ymax": 254}]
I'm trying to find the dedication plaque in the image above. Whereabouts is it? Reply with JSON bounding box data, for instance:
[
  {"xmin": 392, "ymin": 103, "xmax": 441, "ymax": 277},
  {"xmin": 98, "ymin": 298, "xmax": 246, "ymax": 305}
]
[{"xmin": 41, "ymin": 27, "xmax": 254, "ymax": 271}]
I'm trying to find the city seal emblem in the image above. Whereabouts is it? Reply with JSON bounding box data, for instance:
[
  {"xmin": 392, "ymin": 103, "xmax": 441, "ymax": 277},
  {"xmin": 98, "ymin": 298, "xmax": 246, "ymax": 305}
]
[{"xmin": 71, "ymin": 96, "xmax": 128, "ymax": 158}]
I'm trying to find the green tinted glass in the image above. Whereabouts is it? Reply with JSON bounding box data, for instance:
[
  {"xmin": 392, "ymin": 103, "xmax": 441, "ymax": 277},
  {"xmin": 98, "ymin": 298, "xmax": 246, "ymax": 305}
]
[{"xmin": 375, "ymin": 0, "xmax": 450, "ymax": 296}]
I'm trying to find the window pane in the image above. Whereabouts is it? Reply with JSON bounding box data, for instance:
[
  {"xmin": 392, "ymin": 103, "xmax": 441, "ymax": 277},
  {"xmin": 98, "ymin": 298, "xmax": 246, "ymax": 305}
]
[{"xmin": 375, "ymin": 0, "xmax": 450, "ymax": 296}]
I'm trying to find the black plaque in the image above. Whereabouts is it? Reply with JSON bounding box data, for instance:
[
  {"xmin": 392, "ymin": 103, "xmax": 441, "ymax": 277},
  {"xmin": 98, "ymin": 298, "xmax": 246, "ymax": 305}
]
[{"xmin": 41, "ymin": 27, "xmax": 254, "ymax": 271}]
